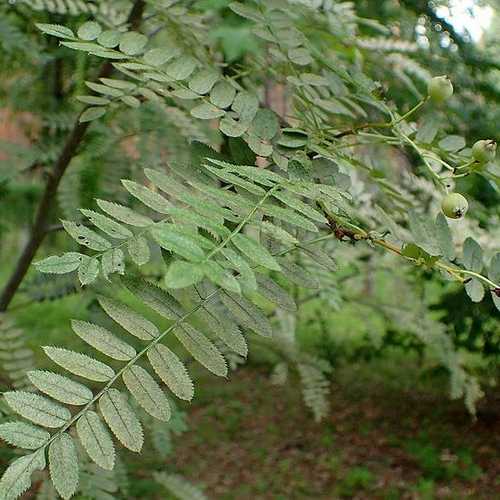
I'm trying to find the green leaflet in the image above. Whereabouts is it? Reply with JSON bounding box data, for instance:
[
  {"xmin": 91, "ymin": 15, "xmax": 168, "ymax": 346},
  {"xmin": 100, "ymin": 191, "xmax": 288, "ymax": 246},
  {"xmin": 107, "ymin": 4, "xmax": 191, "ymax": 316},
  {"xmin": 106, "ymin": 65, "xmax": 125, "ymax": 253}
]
[
  {"xmin": 232, "ymin": 91, "xmax": 259, "ymax": 122},
  {"xmin": 80, "ymin": 209, "xmax": 133, "ymax": 239},
  {"xmin": 232, "ymin": 233, "xmax": 281, "ymax": 271},
  {"xmin": 99, "ymin": 389, "xmax": 144, "ymax": 452},
  {"xmin": 258, "ymin": 221, "xmax": 298, "ymax": 246},
  {"xmin": 79, "ymin": 107, "xmax": 106, "ymax": 123},
  {"xmin": 121, "ymin": 95, "xmax": 141, "ymax": 108},
  {"xmin": 27, "ymin": 370, "xmax": 93, "ymax": 405},
  {"xmin": 249, "ymin": 109, "xmax": 280, "ymax": 140},
  {"xmin": 462, "ymin": 237, "xmax": 483, "ymax": 273},
  {"xmin": 272, "ymin": 189, "xmax": 327, "ymax": 223},
  {"xmin": 0, "ymin": 450, "xmax": 46, "ymax": 500},
  {"xmin": 49, "ymin": 433, "xmax": 79, "ymax": 500},
  {"xmin": 247, "ymin": 135, "xmax": 273, "ymax": 157},
  {"xmin": 36, "ymin": 23, "xmax": 75, "ymax": 39},
  {"xmin": 78, "ymin": 256, "xmax": 100, "ymax": 285},
  {"xmin": 261, "ymin": 204, "xmax": 318, "ymax": 232},
  {"xmin": 300, "ymin": 245, "xmax": 337, "ymax": 272},
  {"xmin": 166, "ymin": 56, "xmax": 197, "ymax": 80},
  {"xmin": 4, "ymin": 391, "xmax": 70, "ymax": 428},
  {"xmin": 195, "ymin": 301, "xmax": 248, "ymax": 357},
  {"xmin": 434, "ymin": 213, "xmax": 454, "ymax": 261},
  {"xmin": 43, "ymin": 347, "xmax": 115, "ymax": 382},
  {"xmin": 202, "ymin": 261, "xmax": 241, "ymax": 294},
  {"xmin": 288, "ymin": 47, "xmax": 313, "ymax": 65},
  {"xmin": 278, "ymin": 257, "xmax": 320, "ymax": 289},
  {"xmin": 219, "ymin": 115, "xmax": 248, "ymax": 137},
  {"xmin": 210, "ymin": 80, "xmax": 236, "ymax": 109},
  {"xmin": 147, "ymin": 344, "xmax": 194, "ymax": 401},
  {"xmin": 127, "ymin": 235, "xmax": 150, "ymax": 265},
  {"xmin": 35, "ymin": 253, "xmax": 84, "ymax": 274},
  {"xmin": 71, "ymin": 320, "xmax": 137, "ymax": 361},
  {"xmin": 489, "ymin": 253, "xmax": 500, "ymax": 284},
  {"xmin": 408, "ymin": 210, "xmax": 441, "ymax": 257},
  {"xmin": 151, "ymin": 225, "xmax": 206, "ymax": 262},
  {"xmin": 489, "ymin": 253, "xmax": 500, "ymax": 312},
  {"xmin": 164, "ymin": 225, "xmax": 216, "ymax": 251},
  {"xmin": 205, "ymin": 159, "xmax": 283, "ymax": 186},
  {"xmin": 85, "ymin": 81, "xmax": 123, "ymax": 97},
  {"xmin": 98, "ymin": 296, "xmax": 159, "ymax": 341},
  {"xmin": 205, "ymin": 165, "xmax": 267, "ymax": 195},
  {"xmin": 255, "ymin": 274, "xmax": 297, "ymax": 312},
  {"xmin": 229, "ymin": 1, "xmax": 264, "ymax": 22},
  {"xmin": 188, "ymin": 180, "xmax": 254, "ymax": 215},
  {"xmin": 220, "ymin": 292, "xmax": 272, "ymax": 337},
  {"xmin": 220, "ymin": 248, "xmax": 257, "ymax": 292},
  {"xmin": 165, "ymin": 261, "xmax": 205, "ymax": 289},
  {"xmin": 119, "ymin": 31, "xmax": 148, "ymax": 55},
  {"xmin": 190, "ymin": 102, "xmax": 225, "ymax": 120},
  {"xmin": 62, "ymin": 220, "xmax": 111, "ymax": 251},
  {"xmin": 122, "ymin": 366, "xmax": 171, "ymax": 422},
  {"xmin": 173, "ymin": 323, "xmax": 228, "ymax": 377},
  {"xmin": 168, "ymin": 207, "xmax": 230, "ymax": 239},
  {"xmin": 122, "ymin": 180, "xmax": 172, "ymax": 214},
  {"xmin": 173, "ymin": 186, "xmax": 235, "ymax": 220},
  {"xmin": 144, "ymin": 168, "xmax": 190, "ymax": 199},
  {"xmin": 465, "ymin": 279, "xmax": 484, "ymax": 303},
  {"xmin": 123, "ymin": 277, "xmax": 184, "ymax": 320},
  {"xmin": 76, "ymin": 411, "xmax": 115, "ymax": 470},
  {"xmin": 0, "ymin": 422, "xmax": 50, "ymax": 450},
  {"xmin": 77, "ymin": 21, "xmax": 101, "ymax": 41},
  {"xmin": 101, "ymin": 248, "xmax": 125, "ymax": 279},
  {"xmin": 143, "ymin": 47, "xmax": 174, "ymax": 66},
  {"xmin": 188, "ymin": 68, "xmax": 219, "ymax": 94},
  {"xmin": 98, "ymin": 30, "xmax": 122, "ymax": 49},
  {"xmin": 96, "ymin": 199, "xmax": 153, "ymax": 227},
  {"xmin": 172, "ymin": 88, "xmax": 200, "ymax": 99}
]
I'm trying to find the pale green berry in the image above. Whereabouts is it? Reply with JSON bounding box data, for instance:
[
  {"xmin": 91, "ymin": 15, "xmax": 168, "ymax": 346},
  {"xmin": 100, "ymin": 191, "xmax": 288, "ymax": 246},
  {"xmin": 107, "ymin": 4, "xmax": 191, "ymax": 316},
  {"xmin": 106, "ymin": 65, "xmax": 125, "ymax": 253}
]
[
  {"xmin": 428, "ymin": 76, "xmax": 453, "ymax": 103},
  {"xmin": 471, "ymin": 139, "xmax": 496, "ymax": 164},
  {"xmin": 441, "ymin": 192, "xmax": 468, "ymax": 219}
]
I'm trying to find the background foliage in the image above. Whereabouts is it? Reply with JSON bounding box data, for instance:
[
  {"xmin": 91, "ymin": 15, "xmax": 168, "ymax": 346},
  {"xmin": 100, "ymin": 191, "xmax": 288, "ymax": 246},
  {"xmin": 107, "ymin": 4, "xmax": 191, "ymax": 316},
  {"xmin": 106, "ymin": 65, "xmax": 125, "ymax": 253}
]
[{"xmin": 0, "ymin": 0, "xmax": 498, "ymax": 498}]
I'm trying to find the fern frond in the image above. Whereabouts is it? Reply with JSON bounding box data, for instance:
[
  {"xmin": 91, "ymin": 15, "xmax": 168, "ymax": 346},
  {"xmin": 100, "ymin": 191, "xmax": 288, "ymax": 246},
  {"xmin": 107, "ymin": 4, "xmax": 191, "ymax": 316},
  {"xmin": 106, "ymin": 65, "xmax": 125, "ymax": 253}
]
[
  {"xmin": 154, "ymin": 472, "xmax": 207, "ymax": 500},
  {"xmin": 0, "ymin": 316, "xmax": 35, "ymax": 390},
  {"xmin": 356, "ymin": 37, "xmax": 418, "ymax": 53},
  {"xmin": 269, "ymin": 310, "xmax": 332, "ymax": 422},
  {"xmin": 16, "ymin": 0, "xmax": 128, "ymax": 26},
  {"xmin": 297, "ymin": 359, "xmax": 331, "ymax": 422}
]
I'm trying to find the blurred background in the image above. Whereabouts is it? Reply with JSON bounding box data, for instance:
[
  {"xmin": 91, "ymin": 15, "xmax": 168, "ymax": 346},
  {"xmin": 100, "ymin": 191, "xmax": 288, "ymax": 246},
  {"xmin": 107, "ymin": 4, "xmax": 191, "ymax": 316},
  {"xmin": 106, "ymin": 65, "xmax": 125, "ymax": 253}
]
[{"xmin": 0, "ymin": 0, "xmax": 499, "ymax": 498}]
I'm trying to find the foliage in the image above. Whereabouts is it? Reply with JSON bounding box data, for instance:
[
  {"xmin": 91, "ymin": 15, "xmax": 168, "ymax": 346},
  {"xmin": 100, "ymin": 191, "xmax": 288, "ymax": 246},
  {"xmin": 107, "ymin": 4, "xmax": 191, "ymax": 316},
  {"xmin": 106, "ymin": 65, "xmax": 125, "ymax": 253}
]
[{"xmin": 0, "ymin": 0, "xmax": 498, "ymax": 498}]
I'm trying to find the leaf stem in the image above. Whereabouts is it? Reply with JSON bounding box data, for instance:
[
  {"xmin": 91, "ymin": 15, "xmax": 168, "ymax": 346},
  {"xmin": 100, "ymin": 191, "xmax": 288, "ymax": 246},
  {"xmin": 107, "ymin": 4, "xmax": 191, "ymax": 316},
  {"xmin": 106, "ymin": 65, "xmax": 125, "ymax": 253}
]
[{"xmin": 391, "ymin": 97, "xmax": 428, "ymax": 126}]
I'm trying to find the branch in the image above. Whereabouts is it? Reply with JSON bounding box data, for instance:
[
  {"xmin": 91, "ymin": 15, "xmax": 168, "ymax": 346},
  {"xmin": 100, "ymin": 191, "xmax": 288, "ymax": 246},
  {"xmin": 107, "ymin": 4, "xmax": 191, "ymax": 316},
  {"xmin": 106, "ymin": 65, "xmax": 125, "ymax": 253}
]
[
  {"xmin": 323, "ymin": 212, "xmax": 500, "ymax": 295},
  {"xmin": 0, "ymin": 0, "xmax": 146, "ymax": 312}
]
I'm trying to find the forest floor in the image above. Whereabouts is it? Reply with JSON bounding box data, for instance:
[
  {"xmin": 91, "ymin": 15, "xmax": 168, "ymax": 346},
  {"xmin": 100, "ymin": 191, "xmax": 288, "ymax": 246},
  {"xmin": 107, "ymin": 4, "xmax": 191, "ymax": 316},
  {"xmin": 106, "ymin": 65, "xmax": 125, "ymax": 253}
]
[
  {"xmin": 167, "ymin": 361, "xmax": 500, "ymax": 500},
  {"xmin": 5, "ymin": 296, "xmax": 499, "ymax": 499}
]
